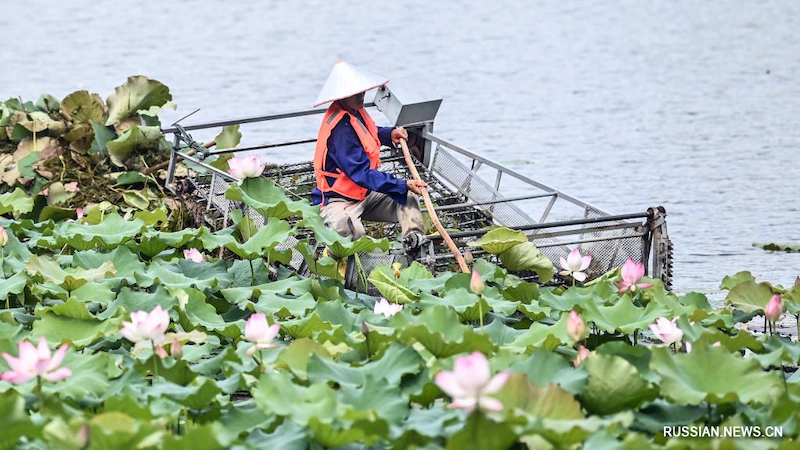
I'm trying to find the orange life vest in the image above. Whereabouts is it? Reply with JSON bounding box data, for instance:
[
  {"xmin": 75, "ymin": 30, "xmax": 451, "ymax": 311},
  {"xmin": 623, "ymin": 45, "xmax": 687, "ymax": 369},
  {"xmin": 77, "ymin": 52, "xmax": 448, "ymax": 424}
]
[{"xmin": 314, "ymin": 102, "xmax": 382, "ymax": 202}]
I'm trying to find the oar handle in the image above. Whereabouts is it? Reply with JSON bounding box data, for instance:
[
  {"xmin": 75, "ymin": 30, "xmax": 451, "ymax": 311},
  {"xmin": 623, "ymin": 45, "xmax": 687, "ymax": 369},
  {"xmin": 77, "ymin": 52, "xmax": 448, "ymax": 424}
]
[{"xmin": 399, "ymin": 139, "xmax": 470, "ymax": 273}]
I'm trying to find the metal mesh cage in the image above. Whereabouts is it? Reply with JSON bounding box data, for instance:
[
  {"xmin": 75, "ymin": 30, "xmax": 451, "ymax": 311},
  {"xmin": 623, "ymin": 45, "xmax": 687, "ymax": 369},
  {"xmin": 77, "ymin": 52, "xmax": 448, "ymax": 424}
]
[{"xmin": 176, "ymin": 142, "xmax": 667, "ymax": 290}]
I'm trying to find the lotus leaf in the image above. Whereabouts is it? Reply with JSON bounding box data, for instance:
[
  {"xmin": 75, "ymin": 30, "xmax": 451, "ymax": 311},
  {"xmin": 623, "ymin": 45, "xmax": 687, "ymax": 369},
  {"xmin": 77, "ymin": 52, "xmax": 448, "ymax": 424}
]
[
  {"xmin": 32, "ymin": 298, "xmax": 118, "ymax": 348},
  {"xmin": 582, "ymin": 296, "xmax": 671, "ymax": 335},
  {"xmin": 392, "ymin": 305, "xmax": 496, "ymax": 358},
  {"xmin": 105, "ymin": 76, "xmax": 172, "ymax": 126},
  {"xmin": 106, "ymin": 125, "xmax": 164, "ymax": 167},
  {"xmin": 59, "ymin": 214, "xmax": 145, "ymax": 249},
  {"xmin": 253, "ymin": 371, "xmax": 338, "ymax": 425},
  {"xmin": 580, "ymin": 354, "xmax": 659, "ymax": 415},
  {"xmin": 368, "ymin": 264, "xmax": 419, "ymax": 304},
  {"xmin": 89, "ymin": 121, "xmax": 116, "ymax": 155},
  {"xmin": 445, "ymin": 411, "xmax": 517, "ymax": 450},
  {"xmin": 499, "ymin": 241, "xmax": 554, "ymax": 282},
  {"xmin": 61, "ymin": 90, "xmax": 105, "ymax": 124},
  {"xmin": 725, "ymin": 280, "xmax": 775, "ymax": 313},
  {"xmin": 509, "ymin": 349, "xmax": 588, "ymax": 394},
  {"xmin": 467, "ymin": 227, "xmax": 528, "ymax": 254},
  {"xmin": 0, "ymin": 187, "xmax": 34, "ymax": 217},
  {"xmin": 651, "ymin": 344, "xmax": 783, "ymax": 405},
  {"xmin": 226, "ymin": 177, "xmax": 316, "ymax": 220}
]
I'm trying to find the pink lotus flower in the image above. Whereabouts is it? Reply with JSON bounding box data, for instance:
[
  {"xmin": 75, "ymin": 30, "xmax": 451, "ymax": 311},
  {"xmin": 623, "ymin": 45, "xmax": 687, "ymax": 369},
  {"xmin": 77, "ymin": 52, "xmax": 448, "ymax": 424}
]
[
  {"xmin": 573, "ymin": 345, "xmax": 590, "ymax": 367},
  {"xmin": 244, "ymin": 313, "xmax": 281, "ymax": 356},
  {"xmin": 0, "ymin": 226, "xmax": 8, "ymax": 246},
  {"xmin": 434, "ymin": 352, "xmax": 509, "ymax": 412},
  {"xmin": 649, "ymin": 316, "xmax": 684, "ymax": 346},
  {"xmin": 374, "ymin": 298, "xmax": 403, "ymax": 317},
  {"xmin": 567, "ymin": 310, "xmax": 587, "ymax": 342},
  {"xmin": 615, "ymin": 259, "xmax": 653, "ymax": 294},
  {"xmin": 1, "ymin": 337, "xmax": 71, "ymax": 384},
  {"xmin": 765, "ymin": 295, "xmax": 782, "ymax": 322},
  {"xmin": 228, "ymin": 155, "xmax": 266, "ymax": 179},
  {"xmin": 121, "ymin": 305, "xmax": 170, "ymax": 347},
  {"xmin": 470, "ymin": 269, "xmax": 485, "ymax": 296},
  {"xmin": 76, "ymin": 207, "xmax": 84, "ymax": 220},
  {"xmin": 559, "ymin": 248, "xmax": 591, "ymax": 282},
  {"xmin": 183, "ymin": 248, "xmax": 204, "ymax": 263}
]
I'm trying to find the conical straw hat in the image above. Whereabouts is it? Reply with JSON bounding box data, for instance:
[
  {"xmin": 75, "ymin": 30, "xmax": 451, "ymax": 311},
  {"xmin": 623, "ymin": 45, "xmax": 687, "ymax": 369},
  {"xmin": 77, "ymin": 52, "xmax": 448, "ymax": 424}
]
[{"xmin": 314, "ymin": 61, "xmax": 388, "ymax": 107}]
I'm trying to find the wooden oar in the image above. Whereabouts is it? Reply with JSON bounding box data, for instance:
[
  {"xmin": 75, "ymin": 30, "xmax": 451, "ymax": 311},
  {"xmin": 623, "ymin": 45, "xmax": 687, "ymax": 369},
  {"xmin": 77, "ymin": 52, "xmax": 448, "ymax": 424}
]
[{"xmin": 399, "ymin": 138, "xmax": 470, "ymax": 274}]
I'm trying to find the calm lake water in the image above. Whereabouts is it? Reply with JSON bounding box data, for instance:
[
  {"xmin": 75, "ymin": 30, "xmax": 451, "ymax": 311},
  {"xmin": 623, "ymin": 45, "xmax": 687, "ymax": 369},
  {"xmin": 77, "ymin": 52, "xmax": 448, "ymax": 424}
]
[{"xmin": 3, "ymin": 0, "xmax": 799, "ymax": 300}]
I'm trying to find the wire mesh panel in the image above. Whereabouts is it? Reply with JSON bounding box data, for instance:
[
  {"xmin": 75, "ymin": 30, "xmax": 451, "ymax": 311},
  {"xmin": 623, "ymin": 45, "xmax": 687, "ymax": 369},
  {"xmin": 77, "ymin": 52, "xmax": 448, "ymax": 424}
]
[{"xmin": 171, "ymin": 128, "xmax": 671, "ymax": 290}]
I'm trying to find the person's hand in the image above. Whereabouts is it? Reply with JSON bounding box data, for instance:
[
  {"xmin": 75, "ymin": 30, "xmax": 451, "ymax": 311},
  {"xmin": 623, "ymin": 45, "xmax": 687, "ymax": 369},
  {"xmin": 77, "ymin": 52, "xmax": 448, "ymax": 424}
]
[
  {"xmin": 391, "ymin": 127, "xmax": 409, "ymax": 145},
  {"xmin": 407, "ymin": 179, "xmax": 427, "ymax": 195}
]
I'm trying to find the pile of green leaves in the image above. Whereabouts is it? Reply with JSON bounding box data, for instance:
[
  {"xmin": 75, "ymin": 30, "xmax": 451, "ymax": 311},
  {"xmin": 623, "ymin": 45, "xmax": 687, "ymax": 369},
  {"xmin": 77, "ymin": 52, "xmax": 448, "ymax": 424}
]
[
  {"xmin": 0, "ymin": 77, "xmax": 181, "ymax": 220},
  {"xmin": 0, "ymin": 177, "xmax": 798, "ymax": 449}
]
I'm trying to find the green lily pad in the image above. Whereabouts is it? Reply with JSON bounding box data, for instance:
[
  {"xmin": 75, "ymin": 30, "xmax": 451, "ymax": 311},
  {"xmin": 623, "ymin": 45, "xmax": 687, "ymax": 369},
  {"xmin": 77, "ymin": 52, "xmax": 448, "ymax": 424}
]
[
  {"xmin": 0, "ymin": 188, "xmax": 34, "ymax": 217},
  {"xmin": 499, "ymin": 241, "xmax": 554, "ymax": 282},
  {"xmin": 580, "ymin": 354, "xmax": 659, "ymax": 415},
  {"xmin": 106, "ymin": 125, "xmax": 164, "ymax": 167},
  {"xmin": 226, "ymin": 177, "xmax": 316, "ymax": 220},
  {"xmin": 725, "ymin": 280, "xmax": 775, "ymax": 313},
  {"xmin": 467, "ymin": 227, "xmax": 528, "ymax": 254},
  {"xmin": 32, "ymin": 298, "xmax": 118, "ymax": 348},
  {"xmin": 582, "ymin": 296, "xmax": 671, "ymax": 335},
  {"xmin": 650, "ymin": 344, "xmax": 783, "ymax": 405},
  {"xmin": 445, "ymin": 410, "xmax": 517, "ymax": 450},
  {"xmin": 393, "ymin": 305, "xmax": 496, "ymax": 358},
  {"xmin": 253, "ymin": 371, "xmax": 338, "ymax": 425},
  {"xmin": 368, "ymin": 264, "xmax": 419, "ymax": 304},
  {"xmin": 59, "ymin": 214, "xmax": 145, "ymax": 250}
]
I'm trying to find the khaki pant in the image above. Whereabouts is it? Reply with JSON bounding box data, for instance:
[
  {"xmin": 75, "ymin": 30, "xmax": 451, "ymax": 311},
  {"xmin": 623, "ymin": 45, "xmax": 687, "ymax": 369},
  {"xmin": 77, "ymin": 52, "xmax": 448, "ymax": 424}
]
[{"xmin": 320, "ymin": 191, "xmax": 425, "ymax": 240}]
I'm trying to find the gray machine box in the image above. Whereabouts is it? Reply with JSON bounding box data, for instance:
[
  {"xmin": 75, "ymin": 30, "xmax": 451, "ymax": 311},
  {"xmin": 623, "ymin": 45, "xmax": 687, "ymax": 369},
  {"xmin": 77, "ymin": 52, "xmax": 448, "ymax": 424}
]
[{"xmin": 373, "ymin": 77, "xmax": 443, "ymax": 127}]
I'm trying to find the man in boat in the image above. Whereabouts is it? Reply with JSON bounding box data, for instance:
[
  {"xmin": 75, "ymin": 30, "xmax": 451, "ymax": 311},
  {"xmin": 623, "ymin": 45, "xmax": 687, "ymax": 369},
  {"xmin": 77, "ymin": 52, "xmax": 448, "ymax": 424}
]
[{"xmin": 311, "ymin": 61, "xmax": 427, "ymax": 249}]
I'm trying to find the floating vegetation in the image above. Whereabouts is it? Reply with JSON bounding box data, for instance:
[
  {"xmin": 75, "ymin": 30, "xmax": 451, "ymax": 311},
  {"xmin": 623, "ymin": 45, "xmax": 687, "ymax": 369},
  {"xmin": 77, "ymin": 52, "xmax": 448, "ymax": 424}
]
[
  {"xmin": 0, "ymin": 173, "xmax": 798, "ymax": 448},
  {"xmin": 0, "ymin": 76, "xmax": 226, "ymax": 225}
]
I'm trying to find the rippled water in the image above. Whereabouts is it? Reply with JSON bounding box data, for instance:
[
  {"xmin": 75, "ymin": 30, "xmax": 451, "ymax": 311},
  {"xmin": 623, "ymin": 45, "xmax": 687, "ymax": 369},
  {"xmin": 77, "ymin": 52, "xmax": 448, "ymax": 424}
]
[{"xmin": 4, "ymin": 0, "xmax": 799, "ymax": 299}]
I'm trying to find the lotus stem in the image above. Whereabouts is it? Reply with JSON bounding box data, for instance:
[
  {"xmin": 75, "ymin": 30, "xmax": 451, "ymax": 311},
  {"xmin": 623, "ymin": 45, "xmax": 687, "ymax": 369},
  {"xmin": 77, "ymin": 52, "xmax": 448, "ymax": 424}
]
[
  {"xmin": 633, "ymin": 330, "xmax": 638, "ymax": 346},
  {"xmin": 478, "ymin": 297, "xmax": 484, "ymax": 333},
  {"xmin": 34, "ymin": 375, "xmax": 45, "ymax": 411},
  {"xmin": 795, "ymin": 315, "xmax": 799, "ymax": 342},
  {"xmin": 152, "ymin": 352, "xmax": 158, "ymax": 384}
]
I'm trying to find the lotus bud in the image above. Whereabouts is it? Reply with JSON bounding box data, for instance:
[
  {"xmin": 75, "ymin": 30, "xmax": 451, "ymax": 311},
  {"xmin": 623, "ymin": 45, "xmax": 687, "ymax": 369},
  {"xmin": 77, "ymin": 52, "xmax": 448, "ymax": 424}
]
[
  {"xmin": 463, "ymin": 249, "xmax": 474, "ymax": 265},
  {"xmin": 171, "ymin": 338, "xmax": 182, "ymax": 358},
  {"xmin": 77, "ymin": 425, "xmax": 89, "ymax": 448},
  {"xmin": 0, "ymin": 226, "xmax": 7, "ymax": 247},
  {"xmin": 155, "ymin": 345, "xmax": 168, "ymax": 359},
  {"xmin": 76, "ymin": 207, "xmax": 84, "ymax": 220},
  {"xmin": 392, "ymin": 262, "xmax": 402, "ymax": 279},
  {"xmin": 573, "ymin": 345, "xmax": 590, "ymax": 367},
  {"xmin": 765, "ymin": 295, "xmax": 782, "ymax": 322},
  {"xmin": 567, "ymin": 310, "xmax": 587, "ymax": 342},
  {"xmin": 361, "ymin": 321, "xmax": 370, "ymax": 336},
  {"xmin": 470, "ymin": 269, "xmax": 485, "ymax": 296}
]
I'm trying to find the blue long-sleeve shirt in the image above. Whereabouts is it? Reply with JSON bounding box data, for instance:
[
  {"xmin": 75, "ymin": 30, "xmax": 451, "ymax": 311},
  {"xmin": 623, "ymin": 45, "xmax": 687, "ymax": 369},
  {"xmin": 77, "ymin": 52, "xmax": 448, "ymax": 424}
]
[{"xmin": 311, "ymin": 108, "xmax": 408, "ymax": 206}]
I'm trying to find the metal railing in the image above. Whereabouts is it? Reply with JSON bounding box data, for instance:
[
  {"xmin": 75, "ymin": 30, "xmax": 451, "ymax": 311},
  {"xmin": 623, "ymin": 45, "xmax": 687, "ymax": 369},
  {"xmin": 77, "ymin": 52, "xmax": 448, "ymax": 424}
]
[{"xmin": 161, "ymin": 103, "xmax": 673, "ymax": 288}]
